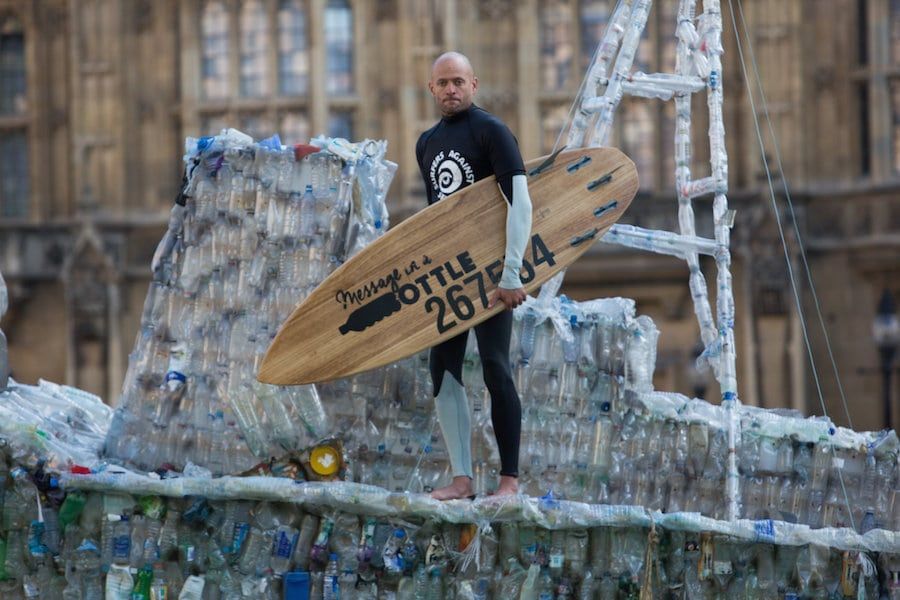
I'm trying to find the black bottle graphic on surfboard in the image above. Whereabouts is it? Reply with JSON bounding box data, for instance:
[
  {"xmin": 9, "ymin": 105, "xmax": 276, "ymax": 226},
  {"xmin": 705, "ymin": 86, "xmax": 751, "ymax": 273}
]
[{"xmin": 338, "ymin": 289, "xmax": 402, "ymax": 334}]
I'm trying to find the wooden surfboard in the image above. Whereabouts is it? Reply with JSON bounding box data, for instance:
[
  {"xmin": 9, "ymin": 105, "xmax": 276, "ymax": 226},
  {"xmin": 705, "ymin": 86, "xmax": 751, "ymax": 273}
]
[{"xmin": 258, "ymin": 146, "xmax": 638, "ymax": 385}]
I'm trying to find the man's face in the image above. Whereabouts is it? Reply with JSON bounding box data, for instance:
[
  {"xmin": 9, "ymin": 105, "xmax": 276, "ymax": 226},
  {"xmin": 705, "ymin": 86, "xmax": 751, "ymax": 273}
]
[{"xmin": 429, "ymin": 57, "xmax": 478, "ymax": 117}]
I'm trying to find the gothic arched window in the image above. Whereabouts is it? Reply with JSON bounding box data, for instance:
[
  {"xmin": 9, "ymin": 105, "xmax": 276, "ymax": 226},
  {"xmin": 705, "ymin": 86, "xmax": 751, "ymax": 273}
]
[
  {"xmin": 0, "ymin": 15, "xmax": 29, "ymax": 218},
  {"xmin": 278, "ymin": 0, "xmax": 309, "ymax": 96},
  {"xmin": 201, "ymin": 1, "xmax": 230, "ymax": 99},
  {"xmin": 325, "ymin": 0, "xmax": 353, "ymax": 94},
  {"xmin": 240, "ymin": 0, "xmax": 270, "ymax": 97}
]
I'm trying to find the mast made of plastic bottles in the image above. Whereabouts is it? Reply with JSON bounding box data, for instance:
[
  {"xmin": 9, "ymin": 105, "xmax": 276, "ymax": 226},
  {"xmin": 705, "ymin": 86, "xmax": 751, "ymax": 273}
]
[{"xmin": 564, "ymin": 0, "xmax": 740, "ymax": 520}]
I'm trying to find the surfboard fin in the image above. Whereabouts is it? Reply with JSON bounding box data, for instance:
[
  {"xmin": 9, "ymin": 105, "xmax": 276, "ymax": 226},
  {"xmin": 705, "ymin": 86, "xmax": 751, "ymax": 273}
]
[
  {"xmin": 527, "ymin": 145, "xmax": 567, "ymax": 177},
  {"xmin": 570, "ymin": 228, "xmax": 599, "ymax": 246},
  {"xmin": 593, "ymin": 200, "xmax": 618, "ymax": 217},
  {"xmin": 587, "ymin": 165, "xmax": 624, "ymax": 191},
  {"xmin": 566, "ymin": 156, "xmax": 592, "ymax": 173}
]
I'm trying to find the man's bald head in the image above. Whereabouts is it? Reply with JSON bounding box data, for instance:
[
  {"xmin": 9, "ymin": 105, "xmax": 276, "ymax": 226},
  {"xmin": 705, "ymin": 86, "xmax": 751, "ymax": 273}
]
[
  {"xmin": 428, "ymin": 52, "xmax": 478, "ymax": 117},
  {"xmin": 431, "ymin": 52, "xmax": 474, "ymax": 78}
]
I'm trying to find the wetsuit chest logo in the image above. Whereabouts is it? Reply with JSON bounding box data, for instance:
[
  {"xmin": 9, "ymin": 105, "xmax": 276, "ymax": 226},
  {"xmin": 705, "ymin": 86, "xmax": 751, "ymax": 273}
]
[{"xmin": 429, "ymin": 150, "xmax": 475, "ymax": 199}]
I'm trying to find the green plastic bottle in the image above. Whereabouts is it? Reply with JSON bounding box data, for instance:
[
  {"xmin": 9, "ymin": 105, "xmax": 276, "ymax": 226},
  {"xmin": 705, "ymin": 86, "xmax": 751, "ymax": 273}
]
[
  {"xmin": 58, "ymin": 491, "xmax": 87, "ymax": 532},
  {"xmin": 131, "ymin": 564, "xmax": 153, "ymax": 600},
  {"xmin": 0, "ymin": 536, "xmax": 9, "ymax": 580}
]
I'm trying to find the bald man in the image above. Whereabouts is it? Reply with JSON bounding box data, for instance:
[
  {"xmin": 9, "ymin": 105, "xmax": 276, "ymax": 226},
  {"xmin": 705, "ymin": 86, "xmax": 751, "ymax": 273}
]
[{"xmin": 416, "ymin": 52, "xmax": 532, "ymax": 499}]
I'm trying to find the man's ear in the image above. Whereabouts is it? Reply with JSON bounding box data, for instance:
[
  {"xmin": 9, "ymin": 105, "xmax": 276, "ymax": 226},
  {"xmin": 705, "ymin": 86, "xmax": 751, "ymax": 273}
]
[{"xmin": 472, "ymin": 76, "xmax": 478, "ymax": 94}]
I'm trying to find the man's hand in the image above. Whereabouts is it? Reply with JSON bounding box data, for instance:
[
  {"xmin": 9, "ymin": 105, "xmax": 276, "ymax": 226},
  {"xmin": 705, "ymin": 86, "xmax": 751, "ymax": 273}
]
[{"xmin": 489, "ymin": 286, "xmax": 526, "ymax": 310}]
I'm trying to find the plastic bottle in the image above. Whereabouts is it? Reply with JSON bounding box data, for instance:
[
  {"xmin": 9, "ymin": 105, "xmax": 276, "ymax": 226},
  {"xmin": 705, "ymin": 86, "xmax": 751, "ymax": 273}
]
[
  {"xmin": 237, "ymin": 527, "xmax": 265, "ymax": 575},
  {"xmin": 382, "ymin": 528, "xmax": 406, "ymax": 581},
  {"xmin": 310, "ymin": 517, "xmax": 335, "ymax": 567},
  {"xmin": 402, "ymin": 535, "xmax": 421, "ymax": 575},
  {"xmin": 357, "ymin": 517, "xmax": 376, "ymax": 571},
  {"xmin": 4, "ymin": 528, "xmax": 25, "ymax": 577},
  {"xmin": 300, "ymin": 184, "xmax": 317, "ymax": 240},
  {"xmin": 150, "ymin": 561, "xmax": 169, "ymax": 600},
  {"xmin": 41, "ymin": 503, "xmax": 60, "ymax": 557},
  {"xmin": 142, "ymin": 515, "xmax": 162, "ymax": 565},
  {"xmin": 323, "ymin": 553, "xmax": 340, "ymax": 600},
  {"xmin": 112, "ymin": 514, "xmax": 132, "ymax": 566},
  {"xmin": 340, "ymin": 568, "xmax": 357, "ymax": 600},
  {"xmin": 76, "ymin": 539, "xmax": 104, "ymax": 600},
  {"xmin": 58, "ymin": 491, "xmax": 87, "ymax": 534},
  {"xmin": 27, "ymin": 495, "xmax": 48, "ymax": 563},
  {"xmin": 230, "ymin": 503, "xmax": 251, "ymax": 558},
  {"xmin": 520, "ymin": 563, "xmax": 540, "ymax": 600},
  {"xmin": 3, "ymin": 467, "xmax": 36, "ymax": 530},
  {"xmin": 106, "ymin": 563, "xmax": 135, "ymax": 600},
  {"xmin": 178, "ymin": 574, "xmax": 205, "ymax": 600},
  {"xmin": 271, "ymin": 525, "xmax": 300, "ymax": 576},
  {"xmin": 132, "ymin": 565, "xmax": 153, "ymax": 600},
  {"xmin": 537, "ymin": 567, "xmax": 554, "ymax": 600},
  {"xmin": 129, "ymin": 514, "xmax": 147, "ymax": 568},
  {"xmin": 414, "ymin": 565, "xmax": 429, "ymax": 600},
  {"xmin": 293, "ymin": 513, "xmax": 319, "ymax": 571},
  {"xmin": 158, "ymin": 508, "xmax": 181, "ymax": 558}
]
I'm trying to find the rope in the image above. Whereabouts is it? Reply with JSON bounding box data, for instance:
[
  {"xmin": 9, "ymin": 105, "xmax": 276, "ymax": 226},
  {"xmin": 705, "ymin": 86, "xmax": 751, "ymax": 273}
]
[
  {"xmin": 640, "ymin": 520, "xmax": 661, "ymax": 600},
  {"xmin": 733, "ymin": 0, "xmax": 854, "ymax": 432},
  {"xmin": 725, "ymin": 0, "xmax": 857, "ymax": 531}
]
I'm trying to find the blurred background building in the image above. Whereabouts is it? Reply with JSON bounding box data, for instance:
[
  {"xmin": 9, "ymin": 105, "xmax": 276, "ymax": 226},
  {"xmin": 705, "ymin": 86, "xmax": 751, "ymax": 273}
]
[{"xmin": 0, "ymin": 0, "xmax": 898, "ymax": 431}]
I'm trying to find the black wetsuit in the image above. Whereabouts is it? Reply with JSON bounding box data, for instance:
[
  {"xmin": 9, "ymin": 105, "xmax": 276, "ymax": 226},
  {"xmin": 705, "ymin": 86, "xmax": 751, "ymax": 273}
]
[{"xmin": 416, "ymin": 105, "xmax": 524, "ymax": 478}]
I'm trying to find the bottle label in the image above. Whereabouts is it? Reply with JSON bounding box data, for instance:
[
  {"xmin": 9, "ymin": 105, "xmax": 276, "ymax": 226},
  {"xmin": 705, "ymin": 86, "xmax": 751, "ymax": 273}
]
[
  {"xmin": 713, "ymin": 561, "xmax": 732, "ymax": 576},
  {"xmin": 753, "ymin": 519, "xmax": 775, "ymax": 543},
  {"xmin": 274, "ymin": 530, "xmax": 299, "ymax": 559},
  {"xmin": 113, "ymin": 534, "xmax": 130, "ymax": 559},
  {"xmin": 232, "ymin": 522, "xmax": 250, "ymax": 554},
  {"xmin": 549, "ymin": 553, "xmax": 564, "ymax": 569}
]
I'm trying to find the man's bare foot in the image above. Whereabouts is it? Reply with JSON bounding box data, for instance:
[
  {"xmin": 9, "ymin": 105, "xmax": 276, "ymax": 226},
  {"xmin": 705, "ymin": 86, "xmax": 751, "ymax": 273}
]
[
  {"xmin": 430, "ymin": 476, "xmax": 475, "ymax": 501},
  {"xmin": 493, "ymin": 475, "xmax": 519, "ymax": 496}
]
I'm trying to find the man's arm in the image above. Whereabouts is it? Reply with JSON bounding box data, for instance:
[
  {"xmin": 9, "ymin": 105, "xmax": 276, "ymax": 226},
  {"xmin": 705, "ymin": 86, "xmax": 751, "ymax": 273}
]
[
  {"xmin": 483, "ymin": 119, "xmax": 531, "ymax": 309},
  {"xmin": 415, "ymin": 132, "xmax": 433, "ymax": 205}
]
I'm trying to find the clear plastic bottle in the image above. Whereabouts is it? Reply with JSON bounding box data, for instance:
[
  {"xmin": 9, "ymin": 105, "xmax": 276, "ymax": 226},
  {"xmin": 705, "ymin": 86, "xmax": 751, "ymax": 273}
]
[
  {"xmin": 105, "ymin": 563, "xmax": 135, "ymax": 600},
  {"xmin": 340, "ymin": 568, "xmax": 358, "ymax": 600},
  {"xmin": 413, "ymin": 565, "xmax": 429, "ymax": 600},
  {"xmin": 142, "ymin": 516, "xmax": 162, "ymax": 566},
  {"xmin": 4, "ymin": 528, "xmax": 25, "ymax": 577},
  {"xmin": 150, "ymin": 561, "xmax": 169, "ymax": 600},
  {"xmin": 76, "ymin": 540, "xmax": 104, "ymax": 600},
  {"xmin": 382, "ymin": 528, "xmax": 406, "ymax": 582},
  {"xmin": 178, "ymin": 574, "xmax": 205, "ymax": 600},
  {"xmin": 112, "ymin": 514, "xmax": 132, "ymax": 566},
  {"xmin": 426, "ymin": 569, "xmax": 443, "ymax": 600},
  {"xmin": 323, "ymin": 553, "xmax": 340, "ymax": 600},
  {"xmin": 293, "ymin": 513, "xmax": 319, "ymax": 571},
  {"xmin": 41, "ymin": 503, "xmax": 60, "ymax": 557},
  {"xmin": 310, "ymin": 516, "xmax": 335, "ymax": 568},
  {"xmin": 300, "ymin": 184, "xmax": 317, "ymax": 240},
  {"xmin": 158, "ymin": 509, "xmax": 181, "ymax": 558},
  {"xmin": 237, "ymin": 527, "xmax": 265, "ymax": 575},
  {"xmin": 537, "ymin": 567, "xmax": 554, "ymax": 600},
  {"xmin": 271, "ymin": 524, "xmax": 299, "ymax": 576},
  {"xmin": 549, "ymin": 530, "xmax": 565, "ymax": 579},
  {"xmin": 3, "ymin": 467, "xmax": 36, "ymax": 530}
]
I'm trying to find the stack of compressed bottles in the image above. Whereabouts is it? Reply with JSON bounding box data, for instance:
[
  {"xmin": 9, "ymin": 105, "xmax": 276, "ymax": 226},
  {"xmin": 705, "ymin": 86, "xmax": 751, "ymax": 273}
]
[
  {"xmin": 0, "ymin": 445, "xmax": 896, "ymax": 599},
  {"xmin": 105, "ymin": 129, "xmax": 396, "ymax": 475}
]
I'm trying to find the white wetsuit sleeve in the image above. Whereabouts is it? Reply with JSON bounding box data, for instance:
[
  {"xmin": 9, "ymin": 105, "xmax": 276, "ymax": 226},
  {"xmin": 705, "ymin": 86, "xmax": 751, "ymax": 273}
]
[{"xmin": 499, "ymin": 174, "xmax": 532, "ymax": 289}]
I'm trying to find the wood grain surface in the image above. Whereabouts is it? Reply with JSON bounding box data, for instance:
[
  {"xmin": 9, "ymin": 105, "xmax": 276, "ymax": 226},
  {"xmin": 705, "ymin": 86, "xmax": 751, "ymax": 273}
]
[{"xmin": 258, "ymin": 146, "xmax": 638, "ymax": 385}]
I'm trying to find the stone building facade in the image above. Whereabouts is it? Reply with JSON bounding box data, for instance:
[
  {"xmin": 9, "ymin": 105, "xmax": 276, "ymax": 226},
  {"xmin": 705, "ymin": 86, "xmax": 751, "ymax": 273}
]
[{"xmin": 0, "ymin": 0, "xmax": 898, "ymax": 431}]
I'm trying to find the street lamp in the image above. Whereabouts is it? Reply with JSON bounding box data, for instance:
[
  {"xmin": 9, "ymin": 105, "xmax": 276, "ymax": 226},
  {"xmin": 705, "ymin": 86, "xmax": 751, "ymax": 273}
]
[{"xmin": 872, "ymin": 289, "xmax": 900, "ymax": 430}]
